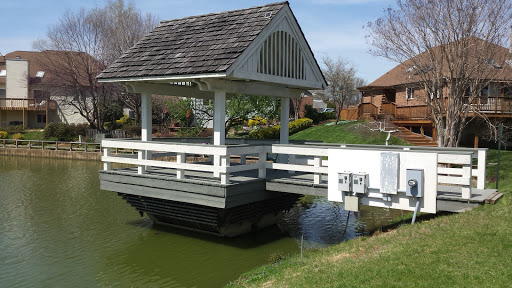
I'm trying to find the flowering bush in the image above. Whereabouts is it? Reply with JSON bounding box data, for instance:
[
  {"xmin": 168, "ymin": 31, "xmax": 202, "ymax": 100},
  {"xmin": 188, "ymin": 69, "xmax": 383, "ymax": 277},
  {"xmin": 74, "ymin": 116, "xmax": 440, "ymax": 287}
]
[{"xmin": 249, "ymin": 118, "xmax": 313, "ymax": 139}]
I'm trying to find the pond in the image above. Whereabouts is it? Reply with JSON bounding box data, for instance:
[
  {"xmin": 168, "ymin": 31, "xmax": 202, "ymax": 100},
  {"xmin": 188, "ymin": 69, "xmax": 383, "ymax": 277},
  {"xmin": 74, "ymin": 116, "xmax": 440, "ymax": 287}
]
[{"xmin": 0, "ymin": 156, "xmax": 402, "ymax": 287}]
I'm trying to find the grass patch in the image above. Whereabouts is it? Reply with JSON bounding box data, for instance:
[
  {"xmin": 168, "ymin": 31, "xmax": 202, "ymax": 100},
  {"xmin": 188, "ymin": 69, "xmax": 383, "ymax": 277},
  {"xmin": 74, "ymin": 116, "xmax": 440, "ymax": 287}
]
[
  {"xmin": 290, "ymin": 121, "xmax": 410, "ymax": 146},
  {"xmin": 22, "ymin": 130, "xmax": 44, "ymax": 140},
  {"xmin": 228, "ymin": 150, "xmax": 512, "ymax": 287}
]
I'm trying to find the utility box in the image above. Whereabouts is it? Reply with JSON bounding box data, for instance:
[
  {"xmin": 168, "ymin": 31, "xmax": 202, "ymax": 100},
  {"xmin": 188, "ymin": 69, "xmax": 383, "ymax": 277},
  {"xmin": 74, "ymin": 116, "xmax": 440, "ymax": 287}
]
[
  {"xmin": 406, "ymin": 169, "xmax": 424, "ymax": 197},
  {"xmin": 380, "ymin": 152, "xmax": 399, "ymax": 194},
  {"xmin": 344, "ymin": 195, "xmax": 359, "ymax": 212},
  {"xmin": 352, "ymin": 173, "xmax": 369, "ymax": 194},
  {"xmin": 338, "ymin": 172, "xmax": 352, "ymax": 192}
]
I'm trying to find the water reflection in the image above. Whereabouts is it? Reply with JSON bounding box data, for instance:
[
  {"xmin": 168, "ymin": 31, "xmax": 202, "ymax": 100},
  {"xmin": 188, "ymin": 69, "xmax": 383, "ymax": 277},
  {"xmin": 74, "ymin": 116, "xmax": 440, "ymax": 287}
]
[{"xmin": 0, "ymin": 156, "xmax": 401, "ymax": 288}]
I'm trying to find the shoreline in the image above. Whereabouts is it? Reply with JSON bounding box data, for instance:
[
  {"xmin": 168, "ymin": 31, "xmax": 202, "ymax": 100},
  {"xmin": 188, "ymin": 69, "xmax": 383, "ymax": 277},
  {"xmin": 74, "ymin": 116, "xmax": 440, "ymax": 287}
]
[{"xmin": 0, "ymin": 147, "xmax": 102, "ymax": 161}]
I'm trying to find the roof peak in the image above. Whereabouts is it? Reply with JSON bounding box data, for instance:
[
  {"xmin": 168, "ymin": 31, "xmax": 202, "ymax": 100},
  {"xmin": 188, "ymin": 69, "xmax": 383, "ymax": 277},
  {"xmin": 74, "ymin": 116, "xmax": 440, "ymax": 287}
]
[{"xmin": 159, "ymin": 1, "xmax": 288, "ymax": 24}]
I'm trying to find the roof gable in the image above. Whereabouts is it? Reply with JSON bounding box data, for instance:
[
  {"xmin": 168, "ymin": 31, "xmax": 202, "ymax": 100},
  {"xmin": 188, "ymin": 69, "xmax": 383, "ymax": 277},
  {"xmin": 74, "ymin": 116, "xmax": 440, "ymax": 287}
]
[
  {"xmin": 97, "ymin": 2, "xmax": 287, "ymax": 80},
  {"xmin": 226, "ymin": 4, "xmax": 326, "ymax": 89}
]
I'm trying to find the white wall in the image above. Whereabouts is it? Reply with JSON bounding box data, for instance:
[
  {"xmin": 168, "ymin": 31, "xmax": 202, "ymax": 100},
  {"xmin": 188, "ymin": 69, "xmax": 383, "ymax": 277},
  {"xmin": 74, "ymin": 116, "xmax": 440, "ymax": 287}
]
[
  {"xmin": 51, "ymin": 96, "xmax": 89, "ymax": 125},
  {"xmin": 6, "ymin": 59, "xmax": 28, "ymax": 99}
]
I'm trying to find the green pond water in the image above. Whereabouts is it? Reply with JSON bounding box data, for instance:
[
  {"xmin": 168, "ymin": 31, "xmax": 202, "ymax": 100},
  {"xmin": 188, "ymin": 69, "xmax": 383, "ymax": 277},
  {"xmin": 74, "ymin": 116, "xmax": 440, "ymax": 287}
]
[{"xmin": 0, "ymin": 156, "xmax": 402, "ymax": 287}]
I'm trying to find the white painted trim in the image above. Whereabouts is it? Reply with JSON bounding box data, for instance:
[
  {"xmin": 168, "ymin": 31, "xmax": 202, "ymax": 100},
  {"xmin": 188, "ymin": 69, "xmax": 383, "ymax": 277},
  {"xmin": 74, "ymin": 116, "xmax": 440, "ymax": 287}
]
[
  {"xmin": 267, "ymin": 162, "xmax": 329, "ymax": 174},
  {"xmin": 97, "ymin": 73, "xmax": 227, "ymax": 83},
  {"xmin": 226, "ymin": 6, "xmax": 326, "ymax": 89}
]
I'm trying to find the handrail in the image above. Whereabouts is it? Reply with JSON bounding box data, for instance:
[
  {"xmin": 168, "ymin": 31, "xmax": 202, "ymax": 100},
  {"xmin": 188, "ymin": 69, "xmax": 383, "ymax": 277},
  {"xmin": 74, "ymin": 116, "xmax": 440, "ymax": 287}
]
[
  {"xmin": 0, "ymin": 98, "xmax": 57, "ymax": 110},
  {"xmin": 100, "ymin": 139, "xmax": 486, "ymax": 198}
]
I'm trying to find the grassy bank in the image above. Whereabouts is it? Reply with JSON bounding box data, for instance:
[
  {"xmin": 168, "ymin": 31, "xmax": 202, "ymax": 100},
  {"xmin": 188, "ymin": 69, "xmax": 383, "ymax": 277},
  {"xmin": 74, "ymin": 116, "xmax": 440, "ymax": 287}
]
[
  {"xmin": 290, "ymin": 121, "xmax": 410, "ymax": 146},
  {"xmin": 228, "ymin": 137, "xmax": 511, "ymax": 287}
]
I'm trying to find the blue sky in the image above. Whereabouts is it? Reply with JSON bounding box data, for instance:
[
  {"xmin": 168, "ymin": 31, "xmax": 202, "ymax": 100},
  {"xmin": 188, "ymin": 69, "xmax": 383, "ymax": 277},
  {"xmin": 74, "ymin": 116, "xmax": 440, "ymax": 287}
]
[{"xmin": 0, "ymin": 0, "xmax": 397, "ymax": 83}]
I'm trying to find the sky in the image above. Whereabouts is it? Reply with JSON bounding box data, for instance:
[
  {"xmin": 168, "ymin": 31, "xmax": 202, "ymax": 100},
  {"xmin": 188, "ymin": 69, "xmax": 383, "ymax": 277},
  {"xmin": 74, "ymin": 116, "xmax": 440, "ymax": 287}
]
[{"xmin": 0, "ymin": 0, "xmax": 398, "ymax": 84}]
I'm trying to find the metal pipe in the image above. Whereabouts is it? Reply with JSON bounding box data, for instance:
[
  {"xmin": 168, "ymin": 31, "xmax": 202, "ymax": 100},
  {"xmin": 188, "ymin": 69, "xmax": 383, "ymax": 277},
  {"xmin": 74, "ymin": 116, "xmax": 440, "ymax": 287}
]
[{"xmin": 411, "ymin": 198, "xmax": 420, "ymax": 224}]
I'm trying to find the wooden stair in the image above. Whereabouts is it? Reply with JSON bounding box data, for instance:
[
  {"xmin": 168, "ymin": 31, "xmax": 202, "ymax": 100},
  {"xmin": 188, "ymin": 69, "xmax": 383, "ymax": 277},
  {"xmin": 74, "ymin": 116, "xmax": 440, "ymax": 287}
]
[{"xmin": 395, "ymin": 126, "xmax": 438, "ymax": 147}]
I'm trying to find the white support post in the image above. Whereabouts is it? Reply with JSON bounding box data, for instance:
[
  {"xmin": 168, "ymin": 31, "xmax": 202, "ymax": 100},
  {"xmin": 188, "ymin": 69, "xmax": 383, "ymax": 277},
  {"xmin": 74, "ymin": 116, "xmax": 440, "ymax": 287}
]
[
  {"xmin": 240, "ymin": 155, "xmax": 246, "ymax": 165},
  {"xmin": 288, "ymin": 154, "xmax": 296, "ymax": 174},
  {"xmin": 103, "ymin": 148, "xmax": 111, "ymax": 171},
  {"xmin": 213, "ymin": 91, "xmax": 226, "ymax": 177},
  {"xmin": 213, "ymin": 91, "xmax": 226, "ymax": 146},
  {"xmin": 279, "ymin": 97, "xmax": 290, "ymax": 164},
  {"xmin": 220, "ymin": 155, "xmax": 230, "ymax": 185},
  {"xmin": 477, "ymin": 150, "xmax": 486, "ymax": 189},
  {"xmin": 138, "ymin": 150, "xmax": 145, "ymax": 174},
  {"xmin": 462, "ymin": 163, "xmax": 472, "ymax": 199},
  {"xmin": 313, "ymin": 156, "xmax": 322, "ymax": 184},
  {"xmin": 177, "ymin": 152, "xmax": 185, "ymax": 179},
  {"xmin": 280, "ymin": 97, "xmax": 290, "ymax": 145},
  {"xmin": 141, "ymin": 93, "xmax": 152, "ymax": 171},
  {"xmin": 258, "ymin": 151, "xmax": 267, "ymax": 179}
]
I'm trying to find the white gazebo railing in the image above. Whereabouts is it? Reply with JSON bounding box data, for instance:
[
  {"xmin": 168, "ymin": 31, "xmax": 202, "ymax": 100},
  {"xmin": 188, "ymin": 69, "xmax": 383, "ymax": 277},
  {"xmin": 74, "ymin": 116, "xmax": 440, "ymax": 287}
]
[{"xmin": 102, "ymin": 139, "xmax": 486, "ymax": 200}]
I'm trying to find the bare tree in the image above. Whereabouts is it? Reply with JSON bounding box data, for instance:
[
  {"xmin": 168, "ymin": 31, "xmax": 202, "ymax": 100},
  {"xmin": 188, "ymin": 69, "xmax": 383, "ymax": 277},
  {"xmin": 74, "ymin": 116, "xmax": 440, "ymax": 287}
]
[
  {"xmin": 321, "ymin": 56, "xmax": 364, "ymax": 124},
  {"xmin": 98, "ymin": 0, "xmax": 159, "ymax": 124},
  {"xmin": 367, "ymin": 0, "xmax": 512, "ymax": 147},
  {"xmin": 33, "ymin": 0, "xmax": 159, "ymax": 129}
]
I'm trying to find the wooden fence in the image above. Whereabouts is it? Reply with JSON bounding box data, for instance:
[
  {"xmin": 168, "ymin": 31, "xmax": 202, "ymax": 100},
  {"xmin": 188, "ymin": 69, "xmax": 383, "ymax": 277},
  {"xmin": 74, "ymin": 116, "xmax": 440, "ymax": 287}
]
[{"xmin": 1, "ymin": 139, "xmax": 102, "ymax": 152}]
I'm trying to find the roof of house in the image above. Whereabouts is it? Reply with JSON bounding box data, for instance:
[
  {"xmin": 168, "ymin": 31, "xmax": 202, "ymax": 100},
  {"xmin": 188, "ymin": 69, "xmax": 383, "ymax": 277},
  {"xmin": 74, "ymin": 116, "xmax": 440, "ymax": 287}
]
[
  {"xmin": 3, "ymin": 50, "xmax": 102, "ymax": 87},
  {"xmin": 97, "ymin": 2, "xmax": 288, "ymax": 80},
  {"xmin": 360, "ymin": 38, "xmax": 512, "ymax": 91}
]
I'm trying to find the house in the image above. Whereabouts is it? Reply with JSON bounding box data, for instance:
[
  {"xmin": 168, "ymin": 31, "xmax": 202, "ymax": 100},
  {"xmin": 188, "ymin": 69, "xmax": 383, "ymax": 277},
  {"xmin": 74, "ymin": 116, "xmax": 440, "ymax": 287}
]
[
  {"xmin": 350, "ymin": 38, "xmax": 512, "ymax": 147},
  {"xmin": 0, "ymin": 51, "xmax": 91, "ymax": 129}
]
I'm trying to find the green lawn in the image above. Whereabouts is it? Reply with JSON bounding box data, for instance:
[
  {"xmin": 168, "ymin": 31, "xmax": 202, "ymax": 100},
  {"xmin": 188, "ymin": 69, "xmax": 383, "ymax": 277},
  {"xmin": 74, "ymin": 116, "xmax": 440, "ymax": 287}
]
[
  {"xmin": 229, "ymin": 129, "xmax": 512, "ymax": 287},
  {"xmin": 290, "ymin": 121, "xmax": 410, "ymax": 146}
]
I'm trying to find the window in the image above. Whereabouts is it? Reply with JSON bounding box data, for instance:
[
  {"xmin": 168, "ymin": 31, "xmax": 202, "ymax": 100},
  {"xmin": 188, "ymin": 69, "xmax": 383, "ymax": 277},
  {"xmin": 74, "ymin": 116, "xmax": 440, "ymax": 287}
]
[
  {"xmin": 37, "ymin": 114, "xmax": 46, "ymax": 124},
  {"xmin": 430, "ymin": 85, "xmax": 440, "ymax": 99},
  {"xmin": 480, "ymin": 85, "xmax": 490, "ymax": 97},
  {"xmin": 0, "ymin": 70, "xmax": 6, "ymax": 77},
  {"xmin": 504, "ymin": 87, "xmax": 512, "ymax": 98},
  {"xmin": 0, "ymin": 89, "xmax": 5, "ymax": 97},
  {"xmin": 406, "ymin": 87, "xmax": 414, "ymax": 100}
]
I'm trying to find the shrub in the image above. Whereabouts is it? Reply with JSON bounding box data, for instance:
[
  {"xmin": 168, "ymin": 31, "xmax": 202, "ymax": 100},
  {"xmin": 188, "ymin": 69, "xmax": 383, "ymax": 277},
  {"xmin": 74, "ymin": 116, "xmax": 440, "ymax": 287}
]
[
  {"xmin": 0, "ymin": 131, "xmax": 8, "ymax": 139},
  {"xmin": 248, "ymin": 116, "xmax": 268, "ymax": 127},
  {"xmin": 249, "ymin": 118, "xmax": 313, "ymax": 139},
  {"xmin": 5, "ymin": 125, "xmax": 24, "ymax": 134},
  {"xmin": 116, "ymin": 114, "xmax": 133, "ymax": 127},
  {"xmin": 43, "ymin": 122, "xmax": 71, "ymax": 141},
  {"xmin": 304, "ymin": 105, "xmax": 336, "ymax": 124},
  {"xmin": 12, "ymin": 133, "xmax": 24, "ymax": 140},
  {"xmin": 289, "ymin": 118, "xmax": 313, "ymax": 134},
  {"xmin": 69, "ymin": 123, "xmax": 88, "ymax": 139},
  {"xmin": 125, "ymin": 125, "xmax": 141, "ymax": 137}
]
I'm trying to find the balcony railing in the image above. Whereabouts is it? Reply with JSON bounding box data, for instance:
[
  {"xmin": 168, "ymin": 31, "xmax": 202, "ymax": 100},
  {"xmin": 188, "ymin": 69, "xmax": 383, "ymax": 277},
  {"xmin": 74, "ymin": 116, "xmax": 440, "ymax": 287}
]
[{"xmin": 0, "ymin": 98, "xmax": 57, "ymax": 110}]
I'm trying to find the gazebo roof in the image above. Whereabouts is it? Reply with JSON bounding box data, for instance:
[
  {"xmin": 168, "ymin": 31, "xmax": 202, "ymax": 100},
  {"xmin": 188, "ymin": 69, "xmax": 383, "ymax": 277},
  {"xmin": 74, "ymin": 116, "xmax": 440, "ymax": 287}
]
[{"xmin": 97, "ymin": 1, "xmax": 326, "ymax": 92}]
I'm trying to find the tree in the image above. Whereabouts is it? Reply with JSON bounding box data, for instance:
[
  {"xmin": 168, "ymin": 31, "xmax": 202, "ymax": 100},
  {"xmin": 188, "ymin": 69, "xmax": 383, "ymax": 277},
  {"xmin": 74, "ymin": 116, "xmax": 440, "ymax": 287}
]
[
  {"xmin": 366, "ymin": 0, "xmax": 512, "ymax": 147},
  {"xmin": 321, "ymin": 56, "xmax": 364, "ymax": 124},
  {"xmin": 225, "ymin": 94, "xmax": 280, "ymax": 135},
  {"xmin": 33, "ymin": 0, "xmax": 158, "ymax": 129},
  {"xmin": 291, "ymin": 91, "xmax": 312, "ymax": 121}
]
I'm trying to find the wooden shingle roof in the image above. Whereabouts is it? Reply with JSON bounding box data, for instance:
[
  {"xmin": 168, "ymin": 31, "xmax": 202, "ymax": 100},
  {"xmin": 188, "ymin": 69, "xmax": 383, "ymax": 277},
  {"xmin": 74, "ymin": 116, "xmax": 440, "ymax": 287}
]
[
  {"xmin": 97, "ymin": 2, "xmax": 287, "ymax": 80},
  {"xmin": 360, "ymin": 38, "xmax": 512, "ymax": 91}
]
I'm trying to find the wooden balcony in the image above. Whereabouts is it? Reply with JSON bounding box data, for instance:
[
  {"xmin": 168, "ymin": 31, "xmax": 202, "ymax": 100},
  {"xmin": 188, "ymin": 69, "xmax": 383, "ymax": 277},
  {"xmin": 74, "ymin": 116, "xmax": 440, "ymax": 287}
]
[{"xmin": 0, "ymin": 98, "xmax": 57, "ymax": 111}]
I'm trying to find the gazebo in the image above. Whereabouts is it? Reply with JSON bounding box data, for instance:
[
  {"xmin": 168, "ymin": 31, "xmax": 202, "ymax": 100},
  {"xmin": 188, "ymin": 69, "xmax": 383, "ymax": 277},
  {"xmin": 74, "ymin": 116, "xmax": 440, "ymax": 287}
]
[{"xmin": 97, "ymin": 2, "xmax": 328, "ymax": 236}]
